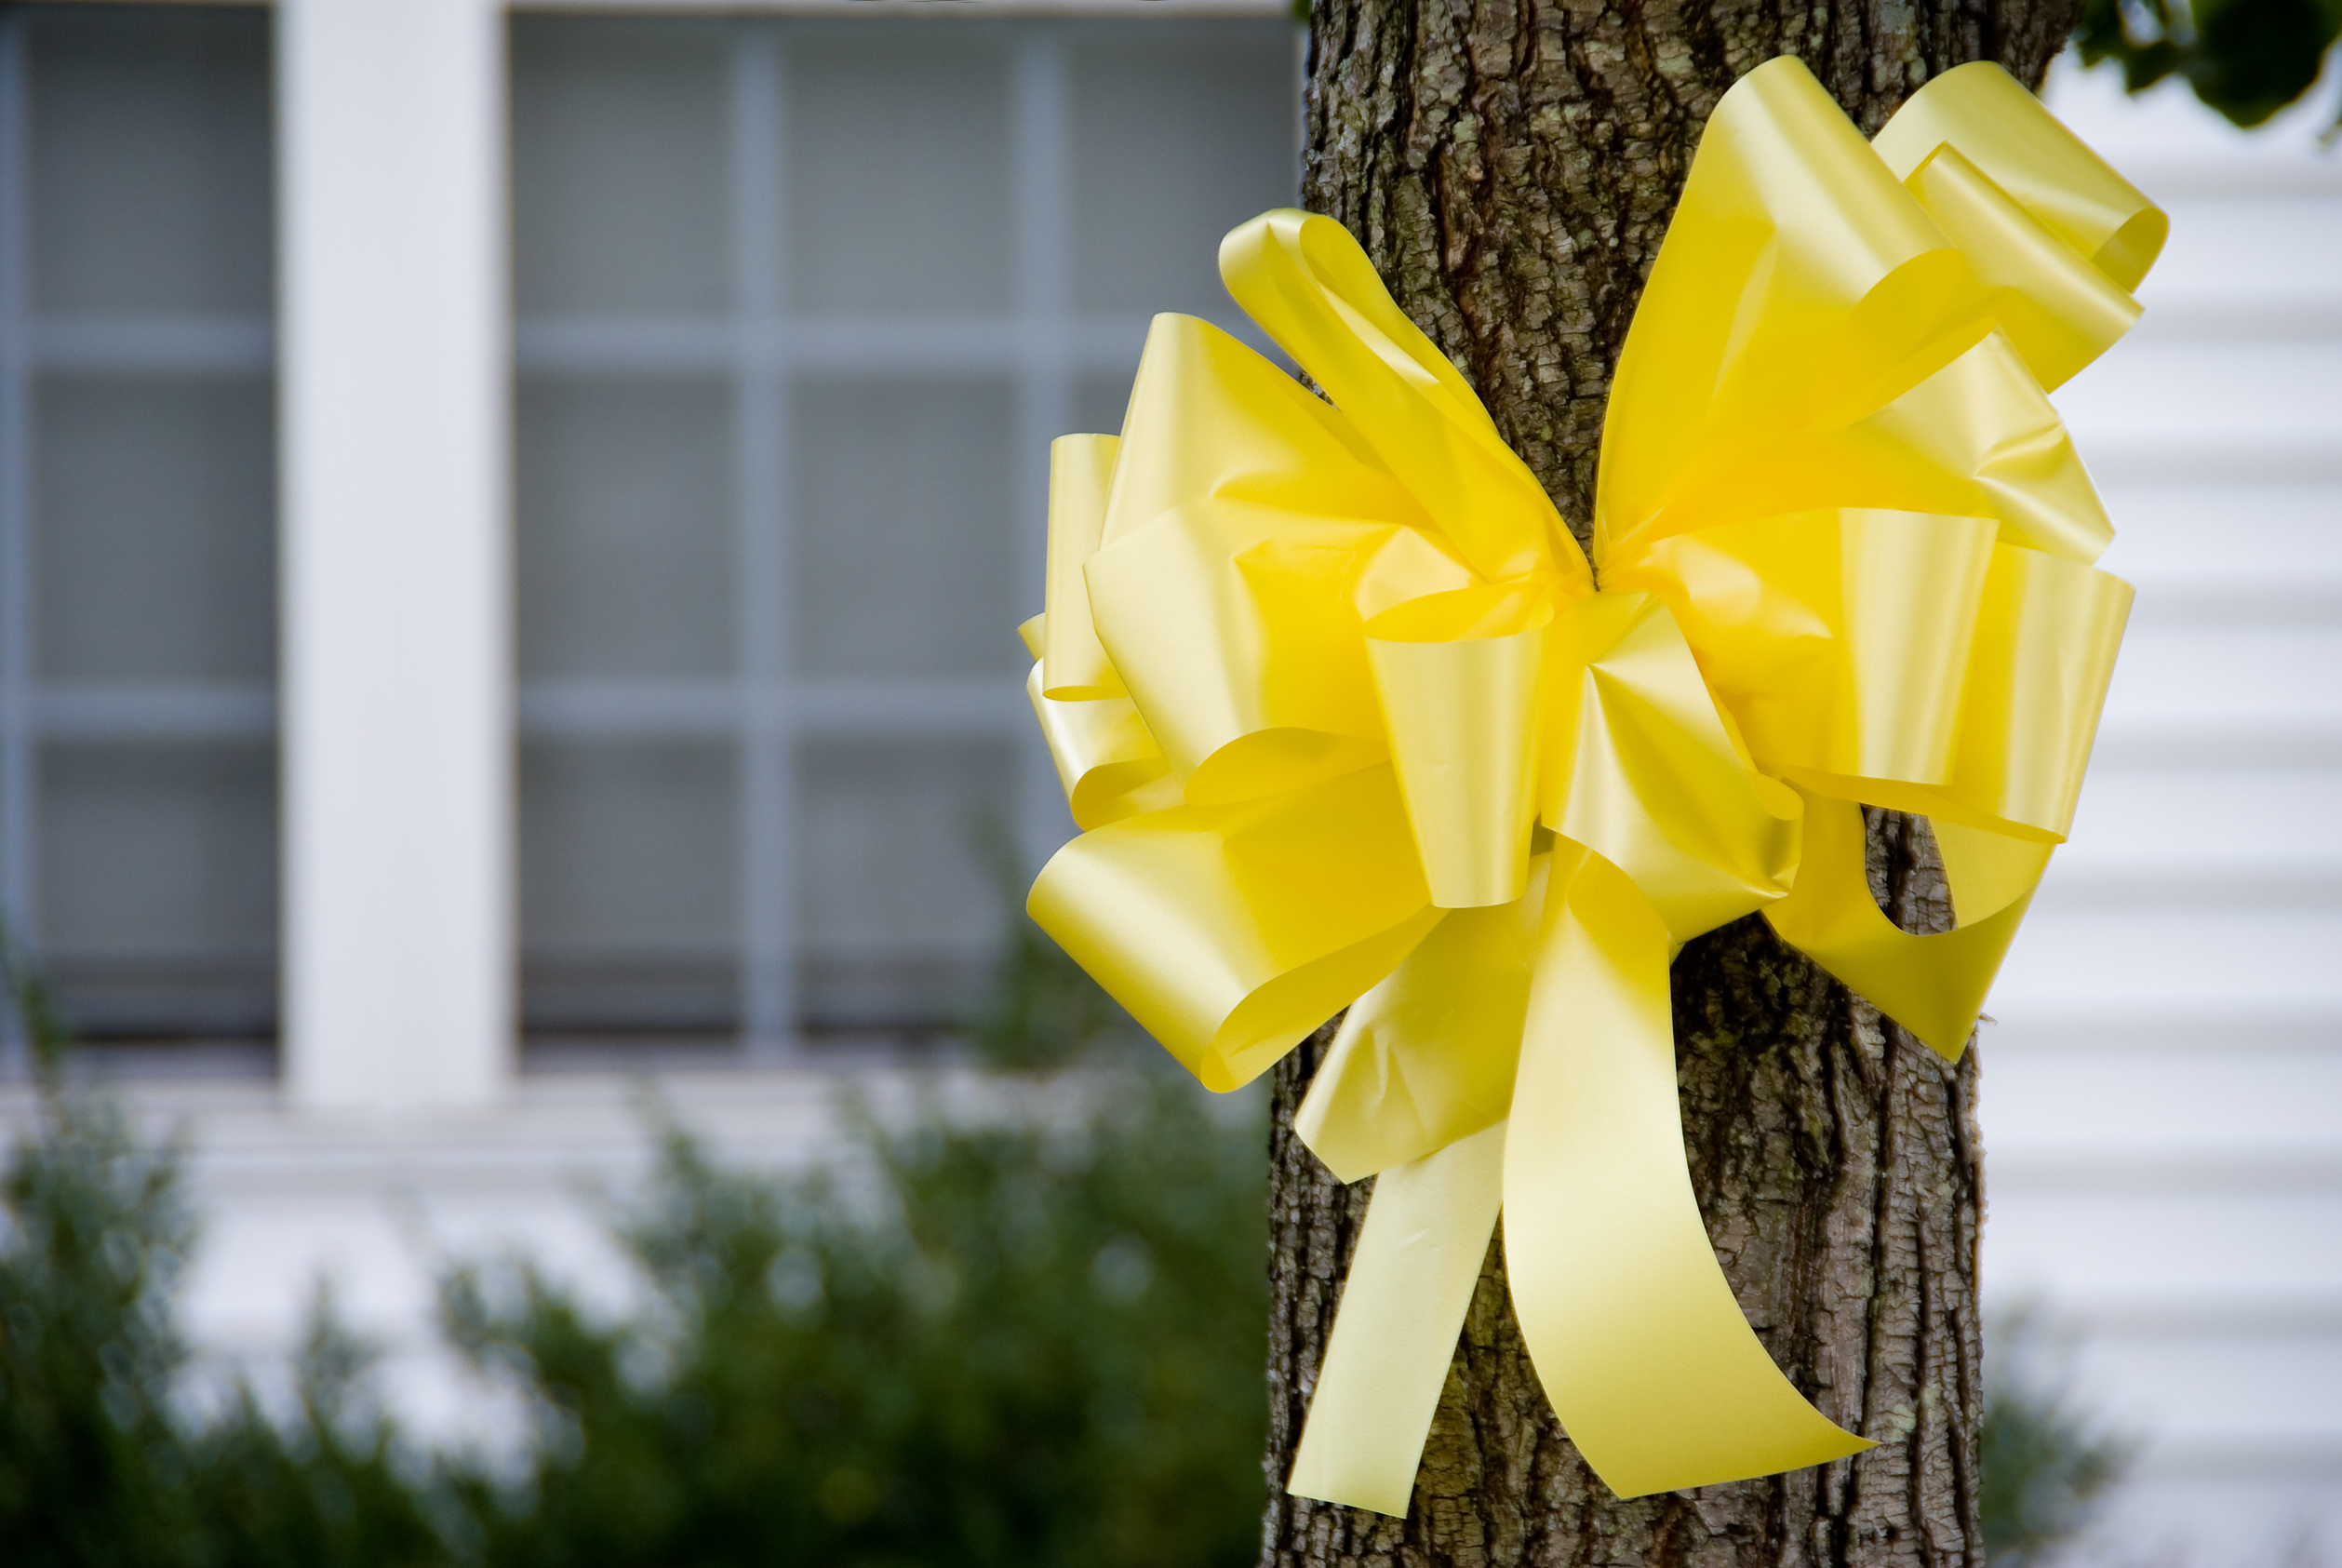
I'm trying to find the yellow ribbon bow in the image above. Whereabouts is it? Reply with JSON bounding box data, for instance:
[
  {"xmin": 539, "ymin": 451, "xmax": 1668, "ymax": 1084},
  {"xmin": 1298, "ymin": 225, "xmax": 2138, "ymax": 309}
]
[{"xmin": 1019, "ymin": 57, "xmax": 2163, "ymax": 1511}]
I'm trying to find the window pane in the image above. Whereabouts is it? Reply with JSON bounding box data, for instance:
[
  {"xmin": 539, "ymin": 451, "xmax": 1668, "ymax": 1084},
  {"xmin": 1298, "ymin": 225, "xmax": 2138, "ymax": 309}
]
[
  {"xmin": 26, "ymin": 7, "xmax": 271, "ymax": 315},
  {"xmin": 798, "ymin": 738, "xmax": 1011, "ymax": 1029},
  {"xmin": 517, "ymin": 376, "xmax": 736, "ymax": 680},
  {"xmin": 1073, "ymin": 372, "xmax": 1133, "ymax": 442},
  {"xmin": 1068, "ymin": 23, "xmax": 1299, "ymax": 316},
  {"xmin": 38, "ymin": 742, "xmax": 276, "ymax": 1039},
  {"xmin": 791, "ymin": 375, "xmax": 1019, "ymax": 679},
  {"xmin": 785, "ymin": 27, "xmax": 1013, "ymax": 316},
  {"xmin": 6, "ymin": 5, "xmax": 278, "ymax": 1052},
  {"xmin": 510, "ymin": 18, "xmax": 731, "ymax": 316},
  {"xmin": 34, "ymin": 374, "xmax": 275, "ymax": 683},
  {"xmin": 520, "ymin": 740, "xmax": 740, "ymax": 1036}
]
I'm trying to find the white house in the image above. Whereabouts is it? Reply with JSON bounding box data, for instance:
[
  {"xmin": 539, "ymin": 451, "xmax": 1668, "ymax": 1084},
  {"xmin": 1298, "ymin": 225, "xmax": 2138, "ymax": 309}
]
[{"xmin": 0, "ymin": 5, "xmax": 2332, "ymax": 1562}]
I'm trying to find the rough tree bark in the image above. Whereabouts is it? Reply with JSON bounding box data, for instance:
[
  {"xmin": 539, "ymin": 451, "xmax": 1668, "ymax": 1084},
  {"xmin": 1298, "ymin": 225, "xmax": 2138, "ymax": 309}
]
[{"xmin": 1262, "ymin": 5, "xmax": 2084, "ymax": 1565}]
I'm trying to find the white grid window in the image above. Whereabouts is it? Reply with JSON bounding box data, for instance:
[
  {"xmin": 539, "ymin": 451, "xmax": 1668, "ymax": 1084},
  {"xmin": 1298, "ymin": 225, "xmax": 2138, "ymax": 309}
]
[
  {"xmin": 0, "ymin": 5, "xmax": 276, "ymax": 1053},
  {"xmin": 509, "ymin": 15, "xmax": 1300, "ymax": 1053}
]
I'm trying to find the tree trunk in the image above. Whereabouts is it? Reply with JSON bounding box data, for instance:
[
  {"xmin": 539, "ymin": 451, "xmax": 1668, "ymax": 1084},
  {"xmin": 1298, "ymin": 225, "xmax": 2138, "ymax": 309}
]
[{"xmin": 1262, "ymin": 5, "xmax": 2083, "ymax": 1564}]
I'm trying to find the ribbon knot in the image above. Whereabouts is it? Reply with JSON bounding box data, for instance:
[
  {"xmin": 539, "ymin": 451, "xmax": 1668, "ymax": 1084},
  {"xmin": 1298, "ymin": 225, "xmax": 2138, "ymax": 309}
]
[{"xmin": 1019, "ymin": 57, "xmax": 2160, "ymax": 1511}]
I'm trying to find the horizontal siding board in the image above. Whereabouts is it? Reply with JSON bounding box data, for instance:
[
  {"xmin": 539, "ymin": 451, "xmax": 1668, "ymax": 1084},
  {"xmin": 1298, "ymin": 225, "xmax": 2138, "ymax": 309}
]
[
  {"xmin": 2057, "ymin": 340, "xmax": 2342, "ymax": 449},
  {"xmin": 1983, "ymin": 1188, "xmax": 2342, "ymax": 1299},
  {"xmin": 1987, "ymin": 907, "xmax": 2342, "ymax": 1010},
  {"xmin": 1984, "ymin": 1051, "xmax": 2342, "ymax": 1153}
]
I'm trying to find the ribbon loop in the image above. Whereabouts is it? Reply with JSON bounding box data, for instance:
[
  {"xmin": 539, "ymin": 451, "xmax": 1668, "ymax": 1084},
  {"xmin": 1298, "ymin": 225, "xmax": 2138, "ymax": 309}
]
[
  {"xmin": 1028, "ymin": 764, "xmax": 1439, "ymax": 1092},
  {"xmin": 1594, "ymin": 60, "xmax": 1989, "ymax": 565},
  {"xmin": 1765, "ymin": 792, "xmax": 2050, "ymax": 1059},
  {"xmin": 1901, "ymin": 144, "xmax": 2143, "ymax": 393},
  {"xmin": 1623, "ymin": 508, "xmax": 2001, "ymax": 791},
  {"xmin": 1083, "ymin": 314, "xmax": 1472, "ymax": 798},
  {"xmin": 1870, "ymin": 59, "xmax": 2168, "ymax": 295},
  {"xmin": 1220, "ymin": 209, "xmax": 1586, "ymax": 589},
  {"xmin": 1937, "ymin": 543, "xmax": 2133, "ymax": 839},
  {"xmin": 1041, "ymin": 435, "xmax": 1127, "ymax": 699},
  {"xmin": 1026, "ymin": 665, "xmax": 1176, "ymax": 831},
  {"xmin": 1365, "ymin": 584, "xmax": 1553, "ymax": 909},
  {"xmin": 1855, "ymin": 330, "xmax": 2117, "ymax": 564}
]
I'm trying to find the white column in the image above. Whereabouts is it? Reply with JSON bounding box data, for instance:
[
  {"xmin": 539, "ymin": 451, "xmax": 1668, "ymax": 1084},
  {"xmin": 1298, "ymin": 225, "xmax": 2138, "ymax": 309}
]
[{"xmin": 278, "ymin": 0, "xmax": 511, "ymax": 1109}]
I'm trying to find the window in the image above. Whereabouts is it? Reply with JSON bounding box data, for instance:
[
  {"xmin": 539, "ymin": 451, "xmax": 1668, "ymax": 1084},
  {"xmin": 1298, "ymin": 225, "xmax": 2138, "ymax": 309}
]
[
  {"xmin": 0, "ymin": 5, "xmax": 1297, "ymax": 1069},
  {"xmin": 509, "ymin": 16, "xmax": 1299, "ymax": 1052},
  {"xmin": 0, "ymin": 6, "xmax": 276, "ymax": 1052}
]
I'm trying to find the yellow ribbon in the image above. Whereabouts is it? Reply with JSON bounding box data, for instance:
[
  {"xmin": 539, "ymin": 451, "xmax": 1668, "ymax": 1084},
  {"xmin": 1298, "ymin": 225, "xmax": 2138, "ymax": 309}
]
[{"xmin": 1021, "ymin": 58, "xmax": 2161, "ymax": 1511}]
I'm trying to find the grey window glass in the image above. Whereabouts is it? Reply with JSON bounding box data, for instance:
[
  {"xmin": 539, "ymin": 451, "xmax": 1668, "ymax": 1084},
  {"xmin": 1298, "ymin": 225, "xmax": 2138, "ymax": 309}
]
[
  {"xmin": 509, "ymin": 15, "xmax": 1298, "ymax": 1053},
  {"xmin": 511, "ymin": 20, "xmax": 731, "ymax": 318},
  {"xmin": 799, "ymin": 739, "xmax": 1014, "ymax": 1030},
  {"xmin": 1068, "ymin": 26, "xmax": 1299, "ymax": 315},
  {"xmin": 27, "ymin": 7, "xmax": 271, "ymax": 315},
  {"xmin": 517, "ymin": 377, "xmax": 737, "ymax": 680},
  {"xmin": 0, "ymin": 7, "xmax": 277, "ymax": 1052},
  {"xmin": 786, "ymin": 27, "xmax": 1016, "ymax": 317},
  {"xmin": 791, "ymin": 376, "xmax": 1019, "ymax": 680},
  {"xmin": 39, "ymin": 744, "xmax": 275, "ymax": 1039},
  {"xmin": 520, "ymin": 739, "xmax": 740, "ymax": 1037},
  {"xmin": 35, "ymin": 376, "xmax": 274, "ymax": 684},
  {"xmin": 1072, "ymin": 373, "xmax": 1133, "ymax": 443}
]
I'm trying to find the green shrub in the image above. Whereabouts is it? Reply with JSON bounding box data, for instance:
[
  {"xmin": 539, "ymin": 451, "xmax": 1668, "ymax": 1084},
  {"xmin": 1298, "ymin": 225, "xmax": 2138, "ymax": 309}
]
[
  {"xmin": 0, "ymin": 1038, "xmax": 200, "ymax": 1565},
  {"xmin": 442, "ymin": 1070, "xmax": 1265, "ymax": 1568},
  {"xmin": 1979, "ymin": 1310, "xmax": 2135, "ymax": 1565},
  {"xmin": 0, "ymin": 931, "xmax": 444, "ymax": 1568},
  {"xmin": 2, "ymin": 908, "xmax": 1266, "ymax": 1566}
]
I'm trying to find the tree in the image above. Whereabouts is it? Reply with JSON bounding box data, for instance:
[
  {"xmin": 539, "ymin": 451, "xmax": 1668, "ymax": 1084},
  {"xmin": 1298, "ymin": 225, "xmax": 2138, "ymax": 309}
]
[{"xmin": 1260, "ymin": 7, "xmax": 2084, "ymax": 1563}]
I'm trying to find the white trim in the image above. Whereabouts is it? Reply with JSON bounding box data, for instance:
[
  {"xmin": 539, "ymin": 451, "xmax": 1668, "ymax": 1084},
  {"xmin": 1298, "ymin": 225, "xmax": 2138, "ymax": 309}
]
[{"xmin": 279, "ymin": 0, "xmax": 513, "ymax": 1109}]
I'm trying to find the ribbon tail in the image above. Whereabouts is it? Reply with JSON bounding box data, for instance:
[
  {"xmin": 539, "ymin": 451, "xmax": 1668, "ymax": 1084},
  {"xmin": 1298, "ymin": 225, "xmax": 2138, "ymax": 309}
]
[
  {"xmin": 1506, "ymin": 844, "xmax": 1871, "ymax": 1498},
  {"xmin": 1287, "ymin": 1119, "xmax": 1506, "ymax": 1518}
]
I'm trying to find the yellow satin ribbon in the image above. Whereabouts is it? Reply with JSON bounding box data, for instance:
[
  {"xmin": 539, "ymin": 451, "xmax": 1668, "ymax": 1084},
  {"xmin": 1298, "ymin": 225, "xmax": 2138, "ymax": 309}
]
[{"xmin": 1022, "ymin": 58, "xmax": 2161, "ymax": 1511}]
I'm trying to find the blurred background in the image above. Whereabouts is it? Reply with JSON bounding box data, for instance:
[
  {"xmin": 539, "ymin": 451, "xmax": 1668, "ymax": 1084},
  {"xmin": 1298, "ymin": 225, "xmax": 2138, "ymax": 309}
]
[{"xmin": 0, "ymin": 1, "xmax": 2332, "ymax": 1563}]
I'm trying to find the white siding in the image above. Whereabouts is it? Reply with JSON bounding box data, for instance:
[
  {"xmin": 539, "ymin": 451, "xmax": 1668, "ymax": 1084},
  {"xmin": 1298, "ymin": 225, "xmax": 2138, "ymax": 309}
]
[{"xmin": 1985, "ymin": 59, "xmax": 2342, "ymax": 1567}]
